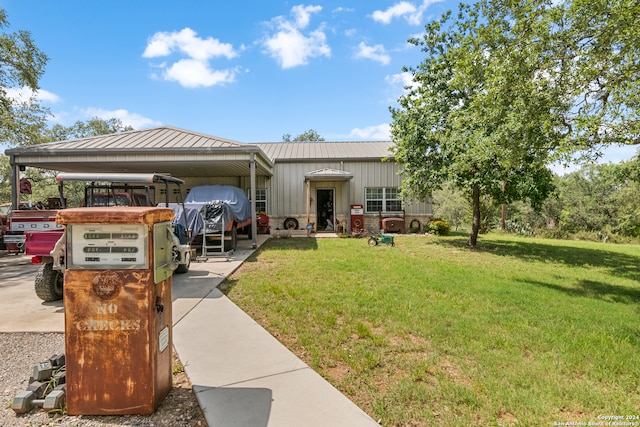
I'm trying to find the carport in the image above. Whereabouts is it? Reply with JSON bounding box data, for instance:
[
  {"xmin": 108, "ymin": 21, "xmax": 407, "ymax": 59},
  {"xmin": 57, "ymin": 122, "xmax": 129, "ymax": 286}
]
[{"xmin": 4, "ymin": 126, "xmax": 274, "ymax": 248}]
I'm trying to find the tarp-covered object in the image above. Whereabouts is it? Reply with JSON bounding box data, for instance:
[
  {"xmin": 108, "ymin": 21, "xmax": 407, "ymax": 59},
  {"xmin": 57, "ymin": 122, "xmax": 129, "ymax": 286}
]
[
  {"xmin": 163, "ymin": 203, "xmax": 205, "ymax": 242},
  {"xmin": 184, "ymin": 185, "xmax": 251, "ymax": 232}
]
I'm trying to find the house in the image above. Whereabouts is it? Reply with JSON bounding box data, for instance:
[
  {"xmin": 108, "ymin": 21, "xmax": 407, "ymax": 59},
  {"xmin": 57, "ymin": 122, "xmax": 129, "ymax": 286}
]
[{"xmin": 4, "ymin": 126, "xmax": 432, "ymax": 243}]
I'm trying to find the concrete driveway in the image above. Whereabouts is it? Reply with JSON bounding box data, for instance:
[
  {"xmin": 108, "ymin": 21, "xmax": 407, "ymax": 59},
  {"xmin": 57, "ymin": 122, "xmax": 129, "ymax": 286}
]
[{"xmin": 0, "ymin": 236, "xmax": 264, "ymax": 333}]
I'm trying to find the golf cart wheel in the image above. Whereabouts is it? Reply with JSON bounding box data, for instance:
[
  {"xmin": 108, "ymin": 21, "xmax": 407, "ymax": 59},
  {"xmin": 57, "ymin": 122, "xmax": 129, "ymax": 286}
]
[
  {"xmin": 175, "ymin": 249, "xmax": 191, "ymax": 274},
  {"xmin": 368, "ymin": 237, "xmax": 378, "ymax": 246},
  {"xmin": 34, "ymin": 263, "xmax": 64, "ymax": 302}
]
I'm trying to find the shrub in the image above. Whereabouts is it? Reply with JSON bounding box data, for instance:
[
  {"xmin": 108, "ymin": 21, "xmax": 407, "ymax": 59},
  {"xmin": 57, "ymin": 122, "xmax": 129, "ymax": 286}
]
[{"xmin": 426, "ymin": 219, "xmax": 451, "ymax": 236}]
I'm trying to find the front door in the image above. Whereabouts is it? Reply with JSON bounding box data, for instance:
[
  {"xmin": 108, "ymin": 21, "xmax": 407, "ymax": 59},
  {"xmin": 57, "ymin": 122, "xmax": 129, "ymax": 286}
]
[{"xmin": 316, "ymin": 189, "xmax": 334, "ymax": 231}]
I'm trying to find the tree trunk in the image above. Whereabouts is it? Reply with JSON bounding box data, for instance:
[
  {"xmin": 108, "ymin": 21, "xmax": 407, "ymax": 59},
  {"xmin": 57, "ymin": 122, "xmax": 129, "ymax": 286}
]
[{"xmin": 468, "ymin": 183, "xmax": 480, "ymax": 247}]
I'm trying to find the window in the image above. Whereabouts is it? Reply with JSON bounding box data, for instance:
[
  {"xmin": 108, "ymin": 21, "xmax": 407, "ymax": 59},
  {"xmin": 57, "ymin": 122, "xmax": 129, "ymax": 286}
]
[
  {"xmin": 250, "ymin": 188, "xmax": 268, "ymax": 213},
  {"xmin": 365, "ymin": 187, "xmax": 402, "ymax": 213}
]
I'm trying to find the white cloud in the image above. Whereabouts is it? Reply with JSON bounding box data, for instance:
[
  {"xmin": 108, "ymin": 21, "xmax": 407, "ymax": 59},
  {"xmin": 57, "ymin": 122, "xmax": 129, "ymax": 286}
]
[
  {"xmin": 291, "ymin": 4, "xmax": 322, "ymax": 29},
  {"xmin": 5, "ymin": 87, "xmax": 61, "ymax": 104},
  {"xmin": 355, "ymin": 42, "xmax": 391, "ymax": 65},
  {"xmin": 164, "ymin": 59, "xmax": 238, "ymax": 88},
  {"xmin": 143, "ymin": 27, "xmax": 239, "ymax": 88},
  {"xmin": 143, "ymin": 28, "xmax": 236, "ymax": 60},
  {"xmin": 80, "ymin": 107, "xmax": 161, "ymax": 129},
  {"xmin": 386, "ymin": 72, "xmax": 419, "ymax": 94},
  {"xmin": 262, "ymin": 5, "xmax": 331, "ymax": 69},
  {"xmin": 350, "ymin": 123, "xmax": 391, "ymax": 140},
  {"xmin": 371, "ymin": 0, "xmax": 442, "ymax": 25}
]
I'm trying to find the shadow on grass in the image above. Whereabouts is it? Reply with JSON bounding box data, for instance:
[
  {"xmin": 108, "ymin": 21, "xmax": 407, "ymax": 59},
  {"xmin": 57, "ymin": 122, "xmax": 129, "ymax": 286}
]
[
  {"xmin": 432, "ymin": 235, "xmax": 640, "ymax": 283},
  {"xmin": 219, "ymin": 277, "xmax": 238, "ymax": 296},
  {"xmin": 220, "ymin": 238, "xmax": 319, "ymax": 296},
  {"xmin": 519, "ymin": 278, "xmax": 640, "ymax": 305}
]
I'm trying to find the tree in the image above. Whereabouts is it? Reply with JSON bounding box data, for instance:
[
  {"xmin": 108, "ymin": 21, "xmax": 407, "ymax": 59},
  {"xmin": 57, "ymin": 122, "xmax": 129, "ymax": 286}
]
[
  {"xmin": 282, "ymin": 129, "xmax": 325, "ymax": 142},
  {"xmin": 431, "ymin": 181, "xmax": 468, "ymax": 231},
  {"xmin": 390, "ymin": 0, "xmax": 640, "ymax": 247},
  {"xmin": 390, "ymin": 1, "xmax": 561, "ymax": 246},
  {"xmin": 556, "ymin": 0, "xmax": 640, "ymax": 156},
  {"xmin": 0, "ymin": 8, "xmax": 50, "ymax": 146},
  {"xmin": 1, "ymin": 118, "xmax": 135, "ymax": 204},
  {"xmin": 555, "ymin": 163, "xmax": 640, "ymax": 238},
  {"xmin": 44, "ymin": 117, "xmax": 133, "ymax": 142}
]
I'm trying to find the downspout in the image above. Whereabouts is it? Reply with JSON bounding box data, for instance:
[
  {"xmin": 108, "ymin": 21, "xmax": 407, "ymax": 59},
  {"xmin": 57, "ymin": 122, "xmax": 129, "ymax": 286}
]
[{"xmin": 250, "ymin": 153, "xmax": 257, "ymax": 249}]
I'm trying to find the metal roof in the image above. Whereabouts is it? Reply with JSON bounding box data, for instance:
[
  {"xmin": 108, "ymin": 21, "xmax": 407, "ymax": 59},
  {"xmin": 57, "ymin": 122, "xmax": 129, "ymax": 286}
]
[
  {"xmin": 255, "ymin": 141, "xmax": 393, "ymax": 162},
  {"xmin": 5, "ymin": 126, "xmax": 274, "ymax": 178},
  {"xmin": 20, "ymin": 126, "xmax": 249, "ymax": 152},
  {"xmin": 4, "ymin": 127, "xmax": 394, "ymax": 177}
]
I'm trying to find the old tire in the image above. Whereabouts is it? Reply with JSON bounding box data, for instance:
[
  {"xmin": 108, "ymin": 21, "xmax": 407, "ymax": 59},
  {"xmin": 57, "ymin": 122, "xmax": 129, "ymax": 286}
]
[
  {"xmin": 284, "ymin": 217, "xmax": 299, "ymax": 230},
  {"xmin": 34, "ymin": 263, "xmax": 64, "ymax": 302},
  {"xmin": 368, "ymin": 237, "xmax": 378, "ymax": 246}
]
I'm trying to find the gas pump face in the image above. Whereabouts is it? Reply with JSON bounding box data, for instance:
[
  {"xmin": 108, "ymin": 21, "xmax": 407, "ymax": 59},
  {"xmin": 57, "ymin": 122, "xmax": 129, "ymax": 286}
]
[
  {"xmin": 67, "ymin": 223, "xmax": 149, "ymax": 270},
  {"xmin": 66, "ymin": 220, "xmax": 177, "ymax": 283}
]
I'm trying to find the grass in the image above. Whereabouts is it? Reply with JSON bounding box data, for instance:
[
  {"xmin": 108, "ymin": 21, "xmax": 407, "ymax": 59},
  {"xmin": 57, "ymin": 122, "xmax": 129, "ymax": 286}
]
[{"xmin": 220, "ymin": 233, "xmax": 640, "ymax": 426}]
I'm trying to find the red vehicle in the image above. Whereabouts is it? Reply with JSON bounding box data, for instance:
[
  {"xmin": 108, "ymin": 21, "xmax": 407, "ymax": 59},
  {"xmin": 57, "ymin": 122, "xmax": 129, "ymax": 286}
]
[
  {"xmin": 1, "ymin": 202, "xmax": 42, "ymax": 253},
  {"xmin": 0, "ymin": 203, "xmax": 10, "ymax": 251},
  {"xmin": 17, "ymin": 173, "xmax": 193, "ymax": 302}
]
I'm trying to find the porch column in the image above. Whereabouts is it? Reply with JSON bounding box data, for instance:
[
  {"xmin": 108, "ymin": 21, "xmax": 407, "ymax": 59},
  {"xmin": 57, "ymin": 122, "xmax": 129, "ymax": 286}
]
[
  {"xmin": 250, "ymin": 153, "xmax": 257, "ymax": 249},
  {"xmin": 9, "ymin": 156, "xmax": 19, "ymax": 210},
  {"xmin": 346, "ymin": 180, "xmax": 351, "ymax": 235},
  {"xmin": 306, "ymin": 179, "xmax": 310, "ymax": 225}
]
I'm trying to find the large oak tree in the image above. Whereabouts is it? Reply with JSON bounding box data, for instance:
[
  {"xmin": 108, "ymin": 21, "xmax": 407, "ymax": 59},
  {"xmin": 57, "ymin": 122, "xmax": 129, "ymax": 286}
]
[{"xmin": 390, "ymin": 0, "xmax": 639, "ymax": 247}]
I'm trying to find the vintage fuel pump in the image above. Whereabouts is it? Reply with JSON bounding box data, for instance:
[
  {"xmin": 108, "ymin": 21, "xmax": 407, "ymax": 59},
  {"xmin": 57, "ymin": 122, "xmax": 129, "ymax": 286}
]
[
  {"xmin": 350, "ymin": 204, "xmax": 364, "ymax": 234},
  {"xmin": 55, "ymin": 206, "xmax": 178, "ymax": 415}
]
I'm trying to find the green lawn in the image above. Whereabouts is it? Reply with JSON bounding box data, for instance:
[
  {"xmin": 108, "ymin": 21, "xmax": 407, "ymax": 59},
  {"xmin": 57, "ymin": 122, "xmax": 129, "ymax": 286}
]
[{"xmin": 220, "ymin": 233, "xmax": 640, "ymax": 426}]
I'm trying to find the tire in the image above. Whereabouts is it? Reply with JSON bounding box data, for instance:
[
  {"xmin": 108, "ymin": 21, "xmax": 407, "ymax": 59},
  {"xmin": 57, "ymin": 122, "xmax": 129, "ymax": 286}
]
[
  {"xmin": 34, "ymin": 263, "xmax": 64, "ymax": 302},
  {"xmin": 368, "ymin": 237, "xmax": 378, "ymax": 246},
  {"xmin": 175, "ymin": 250, "xmax": 191, "ymax": 274},
  {"xmin": 284, "ymin": 217, "xmax": 299, "ymax": 230},
  {"xmin": 225, "ymin": 225, "xmax": 238, "ymax": 251},
  {"xmin": 409, "ymin": 219, "xmax": 422, "ymax": 232}
]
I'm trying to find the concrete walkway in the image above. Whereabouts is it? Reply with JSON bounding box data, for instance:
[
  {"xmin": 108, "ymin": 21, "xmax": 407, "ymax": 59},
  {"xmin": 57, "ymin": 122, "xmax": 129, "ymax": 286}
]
[{"xmin": 0, "ymin": 235, "xmax": 380, "ymax": 426}]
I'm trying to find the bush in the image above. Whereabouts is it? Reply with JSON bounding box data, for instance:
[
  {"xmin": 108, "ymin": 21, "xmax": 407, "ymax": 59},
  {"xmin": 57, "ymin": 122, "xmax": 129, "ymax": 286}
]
[{"xmin": 426, "ymin": 219, "xmax": 451, "ymax": 236}]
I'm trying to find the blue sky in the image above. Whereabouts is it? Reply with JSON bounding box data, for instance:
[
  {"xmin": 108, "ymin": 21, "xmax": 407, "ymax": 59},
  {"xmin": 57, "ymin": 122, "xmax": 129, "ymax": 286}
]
[{"xmin": 1, "ymin": 0, "xmax": 636, "ymax": 167}]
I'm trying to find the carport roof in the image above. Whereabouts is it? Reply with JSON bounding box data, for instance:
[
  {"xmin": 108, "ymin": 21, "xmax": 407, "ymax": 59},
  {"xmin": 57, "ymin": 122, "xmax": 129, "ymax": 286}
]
[{"xmin": 5, "ymin": 126, "xmax": 274, "ymax": 178}]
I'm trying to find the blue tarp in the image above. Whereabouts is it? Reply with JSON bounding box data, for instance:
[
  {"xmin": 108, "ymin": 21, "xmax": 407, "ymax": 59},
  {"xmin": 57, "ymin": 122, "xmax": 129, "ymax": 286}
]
[
  {"xmin": 184, "ymin": 185, "xmax": 252, "ymax": 232},
  {"xmin": 163, "ymin": 203, "xmax": 205, "ymax": 241}
]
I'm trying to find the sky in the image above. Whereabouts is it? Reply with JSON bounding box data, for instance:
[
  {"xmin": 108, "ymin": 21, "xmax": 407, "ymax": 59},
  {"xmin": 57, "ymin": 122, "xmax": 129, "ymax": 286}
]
[{"xmin": 1, "ymin": 0, "xmax": 637, "ymax": 169}]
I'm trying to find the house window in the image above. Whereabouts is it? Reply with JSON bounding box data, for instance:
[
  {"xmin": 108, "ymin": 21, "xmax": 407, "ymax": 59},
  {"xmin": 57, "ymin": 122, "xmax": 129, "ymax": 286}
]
[
  {"xmin": 249, "ymin": 188, "xmax": 268, "ymax": 213},
  {"xmin": 365, "ymin": 187, "xmax": 402, "ymax": 213}
]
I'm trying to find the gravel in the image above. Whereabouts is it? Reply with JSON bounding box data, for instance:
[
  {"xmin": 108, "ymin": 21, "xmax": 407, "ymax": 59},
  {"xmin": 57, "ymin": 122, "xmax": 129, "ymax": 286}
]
[{"xmin": 1, "ymin": 332, "xmax": 207, "ymax": 426}]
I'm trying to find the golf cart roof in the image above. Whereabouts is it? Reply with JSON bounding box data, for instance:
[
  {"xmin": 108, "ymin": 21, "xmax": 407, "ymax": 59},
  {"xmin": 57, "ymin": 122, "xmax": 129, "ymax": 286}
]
[{"xmin": 55, "ymin": 172, "xmax": 184, "ymax": 185}]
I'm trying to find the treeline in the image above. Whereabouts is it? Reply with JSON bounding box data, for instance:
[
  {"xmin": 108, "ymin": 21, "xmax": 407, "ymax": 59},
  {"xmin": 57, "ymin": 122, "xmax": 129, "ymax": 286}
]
[{"xmin": 432, "ymin": 155, "xmax": 640, "ymax": 243}]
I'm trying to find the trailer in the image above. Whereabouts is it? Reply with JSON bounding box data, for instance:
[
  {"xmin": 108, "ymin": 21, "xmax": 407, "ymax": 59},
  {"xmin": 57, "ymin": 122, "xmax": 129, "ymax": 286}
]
[{"xmin": 183, "ymin": 185, "xmax": 252, "ymax": 260}]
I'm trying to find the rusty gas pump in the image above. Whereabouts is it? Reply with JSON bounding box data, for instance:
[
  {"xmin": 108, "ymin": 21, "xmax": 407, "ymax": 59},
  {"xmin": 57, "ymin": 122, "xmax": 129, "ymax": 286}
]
[{"xmin": 56, "ymin": 206, "xmax": 177, "ymax": 415}]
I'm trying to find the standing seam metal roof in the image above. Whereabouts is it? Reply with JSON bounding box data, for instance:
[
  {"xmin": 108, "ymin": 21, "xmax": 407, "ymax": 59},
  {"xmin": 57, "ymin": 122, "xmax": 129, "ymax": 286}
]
[
  {"xmin": 12, "ymin": 126, "xmax": 249, "ymax": 152},
  {"xmin": 5, "ymin": 126, "xmax": 394, "ymax": 162},
  {"xmin": 255, "ymin": 141, "xmax": 393, "ymax": 161}
]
